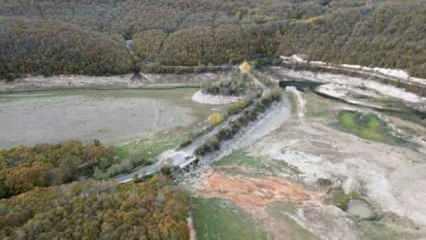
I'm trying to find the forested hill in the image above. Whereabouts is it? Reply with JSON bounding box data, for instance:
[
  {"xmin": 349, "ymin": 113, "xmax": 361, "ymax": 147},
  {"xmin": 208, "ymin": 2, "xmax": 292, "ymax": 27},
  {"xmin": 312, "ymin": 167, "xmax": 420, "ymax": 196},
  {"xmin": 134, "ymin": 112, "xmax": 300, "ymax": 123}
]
[{"xmin": 0, "ymin": 0, "xmax": 425, "ymax": 79}]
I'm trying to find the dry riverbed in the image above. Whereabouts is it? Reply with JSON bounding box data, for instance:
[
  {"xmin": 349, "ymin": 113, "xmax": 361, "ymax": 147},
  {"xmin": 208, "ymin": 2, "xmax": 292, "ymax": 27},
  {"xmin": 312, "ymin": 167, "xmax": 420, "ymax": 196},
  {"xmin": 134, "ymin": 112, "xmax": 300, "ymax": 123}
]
[
  {"xmin": 0, "ymin": 88, "xmax": 214, "ymax": 148},
  {"xmin": 190, "ymin": 89, "xmax": 426, "ymax": 240},
  {"xmin": 2, "ymin": 68, "xmax": 426, "ymax": 240}
]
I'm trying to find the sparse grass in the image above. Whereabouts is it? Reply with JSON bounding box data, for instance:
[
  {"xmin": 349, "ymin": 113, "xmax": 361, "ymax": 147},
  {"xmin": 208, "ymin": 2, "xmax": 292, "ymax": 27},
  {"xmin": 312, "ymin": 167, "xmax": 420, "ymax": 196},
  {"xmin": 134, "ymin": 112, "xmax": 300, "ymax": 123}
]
[
  {"xmin": 214, "ymin": 150, "xmax": 301, "ymax": 176},
  {"xmin": 214, "ymin": 150, "xmax": 265, "ymax": 169},
  {"xmin": 116, "ymin": 129, "xmax": 190, "ymax": 164},
  {"xmin": 266, "ymin": 201, "xmax": 319, "ymax": 240},
  {"xmin": 192, "ymin": 197, "xmax": 268, "ymax": 240},
  {"xmin": 304, "ymin": 92, "xmax": 335, "ymax": 119}
]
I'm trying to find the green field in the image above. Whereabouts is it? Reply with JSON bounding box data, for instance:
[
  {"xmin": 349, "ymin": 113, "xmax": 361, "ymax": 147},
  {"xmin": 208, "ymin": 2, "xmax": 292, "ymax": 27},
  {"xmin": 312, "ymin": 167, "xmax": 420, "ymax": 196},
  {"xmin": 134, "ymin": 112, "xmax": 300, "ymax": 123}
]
[
  {"xmin": 192, "ymin": 197, "xmax": 268, "ymax": 240},
  {"xmin": 337, "ymin": 110, "xmax": 403, "ymax": 145},
  {"xmin": 266, "ymin": 202, "xmax": 319, "ymax": 240}
]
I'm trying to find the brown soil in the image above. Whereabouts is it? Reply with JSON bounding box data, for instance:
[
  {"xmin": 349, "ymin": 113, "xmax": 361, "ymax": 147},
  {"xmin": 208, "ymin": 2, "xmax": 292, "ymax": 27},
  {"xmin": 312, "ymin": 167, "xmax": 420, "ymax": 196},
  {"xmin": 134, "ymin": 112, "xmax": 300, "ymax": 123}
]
[{"xmin": 198, "ymin": 169, "xmax": 322, "ymax": 211}]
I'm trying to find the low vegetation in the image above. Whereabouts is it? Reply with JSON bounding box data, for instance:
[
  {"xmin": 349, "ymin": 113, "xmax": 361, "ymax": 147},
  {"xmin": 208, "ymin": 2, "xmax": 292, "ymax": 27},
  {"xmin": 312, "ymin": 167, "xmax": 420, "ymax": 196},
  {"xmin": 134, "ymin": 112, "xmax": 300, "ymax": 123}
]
[
  {"xmin": 97, "ymin": 131, "xmax": 189, "ymax": 179},
  {"xmin": 0, "ymin": 176, "xmax": 190, "ymax": 240},
  {"xmin": 207, "ymin": 112, "xmax": 225, "ymax": 127},
  {"xmin": 227, "ymin": 100, "xmax": 251, "ymax": 115},
  {"xmin": 203, "ymin": 72, "xmax": 251, "ymax": 96},
  {"xmin": 266, "ymin": 202, "xmax": 319, "ymax": 240},
  {"xmin": 192, "ymin": 197, "xmax": 268, "ymax": 240},
  {"xmin": 337, "ymin": 110, "xmax": 404, "ymax": 145},
  {"xmin": 328, "ymin": 187, "xmax": 360, "ymax": 211},
  {"xmin": 0, "ymin": 132, "xmax": 189, "ymax": 197}
]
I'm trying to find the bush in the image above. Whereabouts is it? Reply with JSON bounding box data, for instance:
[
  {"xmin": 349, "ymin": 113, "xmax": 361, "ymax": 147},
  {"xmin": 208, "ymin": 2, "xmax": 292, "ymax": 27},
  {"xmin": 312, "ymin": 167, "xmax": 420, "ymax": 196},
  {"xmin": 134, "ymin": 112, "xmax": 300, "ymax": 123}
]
[
  {"xmin": 204, "ymin": 72, "xmax": 251, "ymax": 96},
  {"xmin": 254, "ymin": 102, "xmax": 267, "ymax": 113},
  {"xmin": 227, "ymin": 100, "xmax": 250, "ymax": 115},
  {"xmin": 208, "ymin": 112, "xmax": 225, "ymax": 126},
  {"xmin": 216, "ymin": 128, "xmax": 235, "ymax": 141},
  {"xmin": 195, "ymin": 136, "xmax": 221, "ymax": 156}
]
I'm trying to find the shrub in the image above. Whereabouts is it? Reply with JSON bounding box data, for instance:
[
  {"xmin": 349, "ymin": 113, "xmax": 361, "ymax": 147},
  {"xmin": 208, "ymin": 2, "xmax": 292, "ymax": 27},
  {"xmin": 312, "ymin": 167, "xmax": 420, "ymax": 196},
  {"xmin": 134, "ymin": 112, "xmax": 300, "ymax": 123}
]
[
  {"xmin": 195, "ymin": 136, "xmax": 221, "ymax": 156},
  {"xmin": 208, "ymin": 112, "xmax": 225, "ymax": 126},
  {"xmin": 227, "ymin": 100, "xmax": 250, "ymax": 115},
  {"xmin": 216, "ymin": 128, "xmax": 234, "ymax": 141},
  {"xmin": 254, "ymin": 102, "xmax": 266, "ymax": 113}
]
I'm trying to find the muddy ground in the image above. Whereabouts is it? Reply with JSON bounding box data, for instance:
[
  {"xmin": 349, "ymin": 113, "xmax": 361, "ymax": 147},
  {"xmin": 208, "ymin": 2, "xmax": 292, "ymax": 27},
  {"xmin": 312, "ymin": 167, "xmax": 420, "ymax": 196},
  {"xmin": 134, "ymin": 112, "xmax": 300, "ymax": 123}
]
[{"xmin": 0, "ymin": 89, "xmax": 213, "ymax": 148}]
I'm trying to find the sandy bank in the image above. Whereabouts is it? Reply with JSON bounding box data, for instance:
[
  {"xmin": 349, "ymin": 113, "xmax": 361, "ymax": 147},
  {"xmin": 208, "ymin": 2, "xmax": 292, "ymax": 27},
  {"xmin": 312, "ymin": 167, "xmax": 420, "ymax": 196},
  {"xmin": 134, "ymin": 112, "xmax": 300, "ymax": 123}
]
[{"xmin": 191, "ymin": 90, "xmax": 241, "ymax": 105}]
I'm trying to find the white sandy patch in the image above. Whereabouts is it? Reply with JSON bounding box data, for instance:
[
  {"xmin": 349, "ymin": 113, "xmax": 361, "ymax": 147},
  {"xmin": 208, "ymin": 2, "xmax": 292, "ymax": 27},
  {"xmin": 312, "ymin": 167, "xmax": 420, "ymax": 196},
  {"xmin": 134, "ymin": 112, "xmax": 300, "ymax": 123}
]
[
  {"xmin": 250, "ymin": 120, "xmax": 426, "ymax": 226},
  {"xmin": 281, "ymin": 55, "xmax": 426, "ymax": 84},
  {"xmin": 315, "ymin": 83, "xmax": 399, "ymax": 110},
  {"xmin": 192, "ymin": 90, "xmax": 241, "ymax": 105},
  {"xmin": 276, "ymin": 68, "xmax": 425, "ymax": 103},
  {"xmin": 281, "ymin": 54, "xmax": 307, "ymax": 64}
]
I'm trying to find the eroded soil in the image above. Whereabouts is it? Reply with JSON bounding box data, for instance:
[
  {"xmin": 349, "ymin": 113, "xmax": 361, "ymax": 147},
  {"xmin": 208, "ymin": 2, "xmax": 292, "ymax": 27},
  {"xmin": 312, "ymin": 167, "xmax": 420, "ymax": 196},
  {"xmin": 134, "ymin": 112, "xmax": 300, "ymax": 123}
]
[{"xmin": 197, "ymin": 169, "xmax": 321, "ymax": 210}]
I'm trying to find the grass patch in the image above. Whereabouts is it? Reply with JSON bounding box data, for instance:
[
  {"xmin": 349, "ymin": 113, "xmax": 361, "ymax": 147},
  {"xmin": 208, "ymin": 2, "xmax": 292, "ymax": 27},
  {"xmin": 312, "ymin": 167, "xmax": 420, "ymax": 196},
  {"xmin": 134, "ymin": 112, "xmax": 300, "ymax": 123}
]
[
  {"xmin": 214, "ymin": 150, "xmax": 264, "ymax": 169},
  {"xmin": 116, "ymin": 129, "xmax": 189, "ymax": 164},
  {"xmin": 337, "ymin": 110, "xmax": 404, "ymax": 144},
  {"xmin": 93, "ymin": 128, "xmax": 191, "ymax": 179},
  {"xmin": 328, "ymin": 188, "xmax": 360, "ymax": 211},
  {"xmin": 214, "ymin": 150, "xmax": 301, "ymax": 176},
  {"xmin": 192, "ymin": 197, "xmax": 268, "ymax": 240},
  {"xmin": 266, "ymin": 202, "xmax": 319, "ymax": 240}
]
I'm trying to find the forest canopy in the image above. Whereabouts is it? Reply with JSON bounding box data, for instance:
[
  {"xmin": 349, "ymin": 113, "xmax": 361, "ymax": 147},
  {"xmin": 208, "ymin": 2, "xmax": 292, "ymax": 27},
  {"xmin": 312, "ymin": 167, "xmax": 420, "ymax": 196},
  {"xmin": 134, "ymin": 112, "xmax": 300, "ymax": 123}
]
[
  {"xmin": 0, "ymin": 176, "xmax": 189, "ymax": 240},
  {"xmin": 0, "ymin": 0, "xmax": 425, "ymax": 78}
]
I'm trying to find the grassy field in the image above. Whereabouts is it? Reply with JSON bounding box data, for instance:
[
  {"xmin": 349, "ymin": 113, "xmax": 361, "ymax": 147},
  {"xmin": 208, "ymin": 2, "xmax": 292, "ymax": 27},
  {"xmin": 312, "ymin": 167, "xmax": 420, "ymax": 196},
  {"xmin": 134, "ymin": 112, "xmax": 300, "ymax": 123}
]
[
  {"xmin": 266, "ymin": 202, "xmax": 319, "ymax": 240},
  {"xmin": 192, "ymin": 197, "xmax": 268, "ymax": 240},
  {"xmin": 337, "ymin": 110, "xmax": 404, "ymax": 145}
]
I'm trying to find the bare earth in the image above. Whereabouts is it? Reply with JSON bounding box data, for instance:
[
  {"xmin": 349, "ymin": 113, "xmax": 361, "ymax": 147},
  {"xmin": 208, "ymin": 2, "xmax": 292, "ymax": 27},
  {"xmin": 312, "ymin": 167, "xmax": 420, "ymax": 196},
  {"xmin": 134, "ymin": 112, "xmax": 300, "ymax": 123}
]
[{"xmin": 0, "ymin": 89, "xmax": 207, "ymax": 148}]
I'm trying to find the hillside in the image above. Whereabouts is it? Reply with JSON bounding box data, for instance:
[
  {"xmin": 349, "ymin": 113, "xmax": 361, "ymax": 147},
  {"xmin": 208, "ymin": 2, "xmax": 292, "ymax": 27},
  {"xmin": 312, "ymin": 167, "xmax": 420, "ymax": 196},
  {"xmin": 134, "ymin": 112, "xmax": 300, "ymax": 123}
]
[
  {"xmin": 0, "ymin": 177, "xmax": 189, "ymax": 240},
  {"xmin": 0, "ymin": 0, "xmax": 425, "ymax": 78}
]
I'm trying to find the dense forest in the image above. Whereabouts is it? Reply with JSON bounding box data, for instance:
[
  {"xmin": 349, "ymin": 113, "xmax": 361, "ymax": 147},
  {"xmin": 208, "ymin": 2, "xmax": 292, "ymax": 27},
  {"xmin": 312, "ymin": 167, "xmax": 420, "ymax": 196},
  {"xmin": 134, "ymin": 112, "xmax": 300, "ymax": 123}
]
[
  {"xmin": 0, "ymin": 140, "xmax": 118, "ymax": 198},
  {"xmin": 0, "ymin": 140, "xmax": 190, "ymax": 239},
  {"xmin": 0, "ymin": 139, "xmax": 160, "ymax": 198},
  {"xmin": 0, "ymin": 0, "xmax": 425, "ymax": 79},
  {"xmin": 0, "ymin": 176, "xmax": 189, "ymax": 240}
]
